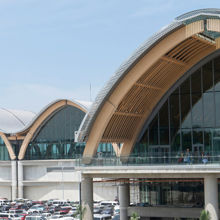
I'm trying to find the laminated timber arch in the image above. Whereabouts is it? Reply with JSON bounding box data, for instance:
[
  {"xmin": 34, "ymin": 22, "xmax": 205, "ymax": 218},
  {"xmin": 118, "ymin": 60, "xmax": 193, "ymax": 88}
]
[
  {"xmin": 80, "ymin": 16, "xmax": 220, "ymax": 159},
  {"xmin": 0, "ymin": 132, "xmax": 16, "ymax": 160},
  {"xmin": 18, "ymin": 100, "xmax": 87, "ymax": 160}
]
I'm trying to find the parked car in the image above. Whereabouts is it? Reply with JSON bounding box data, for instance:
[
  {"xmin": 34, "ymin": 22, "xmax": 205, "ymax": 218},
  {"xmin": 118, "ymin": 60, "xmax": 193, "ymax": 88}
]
[
  {"xmin": 9, "ymin": 209, "xmax": 25, "ymax": 214},
  {"xmin": 59, "ymin": 206, "xmax": 71, "ymax": 215},
  {"xmin": 93, "ymin": 214, "xmax": 112, "ymax": 220},
  {"xmin": 25, "ymin": 214, "xmax": 47, "ymax": 220},
  {"xmin": 28, "ymin": 205, "xmax": 45, "ymax": 214},
  {"xmin": 112, "ymin": 214, "xmax": 120, "ymax": 220}
]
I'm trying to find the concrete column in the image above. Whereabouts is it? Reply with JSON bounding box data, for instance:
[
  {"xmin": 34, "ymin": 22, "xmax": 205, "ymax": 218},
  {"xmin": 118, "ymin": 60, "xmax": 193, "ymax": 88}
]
[
  {"xmin": 18, "ymin": 161, "xmax": 23, "ymax": 198},
  {"xmin": 81, "ymin": 175, "xmax": 93, "ymax": 220},
  {"xmin": 119, "ymin": 181, "xmax": 130, "ymax": 220},
  {"xmin": 204, "ymin": 175, "xmax": 219, "ymax": 220},
  {"xmin": 11, "ymin": 160, "xmax": 17, "ymax": 200}
]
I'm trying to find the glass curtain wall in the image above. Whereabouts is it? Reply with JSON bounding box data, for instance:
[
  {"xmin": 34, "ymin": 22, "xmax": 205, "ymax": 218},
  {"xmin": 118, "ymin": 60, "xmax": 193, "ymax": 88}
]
[
  {"xmin": 24, "ymin": 106, "xmax": 116, "ymax": 160},
  {"xmin": 132, "ymin": 55, "xmax": 220, "ymax": 163},
  {"xmin": 139, "ymin": 179, "xmax": 204, "ymax": 208},
  {"xmin": 0, "ymin": 137, "xmax": 10, "ymax": 160},
  {"xmin": 139, "ymin": 179, "xmax": 220, "ymax": 208},
  {"xmin": 24, "ymin": 106, "xmax": 85, "ymax": 160},
  {"xmin": 97, "ymin": 143, "xmax": 116, "ymax": 157}
]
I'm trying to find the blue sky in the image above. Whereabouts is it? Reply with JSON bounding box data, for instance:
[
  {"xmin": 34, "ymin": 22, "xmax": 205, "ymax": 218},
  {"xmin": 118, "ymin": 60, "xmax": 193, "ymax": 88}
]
[{"xmin": 0, "ymin": 0, "xmax": 220, "ymax": 112}]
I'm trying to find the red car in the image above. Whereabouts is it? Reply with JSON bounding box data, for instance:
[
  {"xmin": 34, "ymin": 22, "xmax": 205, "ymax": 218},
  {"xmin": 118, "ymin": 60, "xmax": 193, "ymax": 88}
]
[
  {"xmin": 59, "ymin": 207, "xmax": 71, "ymax": 215},
  {"xmin": 18, "ymin": 213, "xmax": 28, "ymax": 220}
]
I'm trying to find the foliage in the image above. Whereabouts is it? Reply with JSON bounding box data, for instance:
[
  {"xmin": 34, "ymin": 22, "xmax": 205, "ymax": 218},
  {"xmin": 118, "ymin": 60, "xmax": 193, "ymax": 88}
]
[
  {"xmin": 200, "ymin": 209, "xmax": 210, "ymax": 220},
  {"xmin": 73, "ymin": 205, "xmax": 86, "ymax": 220},
  {"xmin": 130, "ymin": 212, "xmax": 140, "ymax": 220}
]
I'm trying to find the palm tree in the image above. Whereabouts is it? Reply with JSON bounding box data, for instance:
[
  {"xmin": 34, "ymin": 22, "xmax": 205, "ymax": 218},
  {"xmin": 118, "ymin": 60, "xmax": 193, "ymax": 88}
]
[
  {"xmin": 130, "ymin": 212, "xmax": 140, "ymax": 220},
  {"xmin": 200, "ymin": 210, "xmax": 210, "ymax": 220}
]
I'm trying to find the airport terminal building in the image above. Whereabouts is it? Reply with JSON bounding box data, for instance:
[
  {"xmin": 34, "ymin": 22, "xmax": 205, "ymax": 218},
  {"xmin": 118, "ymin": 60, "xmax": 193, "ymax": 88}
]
[{"xmin": 2, "ymin": 8, "xmax": 220, "ymax": 220}]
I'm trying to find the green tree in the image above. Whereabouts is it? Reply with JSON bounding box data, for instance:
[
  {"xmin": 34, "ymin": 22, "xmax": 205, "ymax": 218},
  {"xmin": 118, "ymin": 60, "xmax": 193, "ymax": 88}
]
[
  {"xmin": 200, "ymin": 209, "xmax": 210, "ymax": 220},
  {"xmin": 130, "ymin": 212, "xmax": 140, "ymax": 220}
]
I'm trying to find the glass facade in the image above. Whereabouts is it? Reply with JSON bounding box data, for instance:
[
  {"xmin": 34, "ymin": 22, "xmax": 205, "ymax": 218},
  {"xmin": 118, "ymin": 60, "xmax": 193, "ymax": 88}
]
[
  {"xmin": 0, "ymin": 137, "xmax": 10, "ymax": 160},
  {"xmin": 139, "ymin": 179, "xmax": 204, "ymax": 208},
  {"xmin": 24, "ymin": 105, "xmax": 116, "ymax": 160},
  {"xmin": 97, "ymin": 143, "xmax": 116, "ymax": 157},
  {"xmin": 24, "ymin": 106, "xmax": 86, "ymax": 160},
  {"xmin": 132, "ymin": 55, "xmax": 220, "ymax": 163}
]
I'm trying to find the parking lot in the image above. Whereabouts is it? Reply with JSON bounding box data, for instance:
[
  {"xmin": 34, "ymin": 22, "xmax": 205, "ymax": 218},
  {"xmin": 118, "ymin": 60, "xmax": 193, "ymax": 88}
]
[{"xmin": 0, "ymin": 198, "xmax": 120, "ymax": 220}]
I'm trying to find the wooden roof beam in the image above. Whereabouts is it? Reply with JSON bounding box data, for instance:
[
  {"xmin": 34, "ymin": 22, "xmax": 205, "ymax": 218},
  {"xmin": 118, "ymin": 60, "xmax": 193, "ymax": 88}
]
[
  {"xmin": 161, "ymin": 56, "xmax": 186, "ymax": 66},
  {"xmin": 8, "ymin": 136, "xmax": 25, "ymax": 140},
  {"xmin": 114, "ymin": 111, "xmax": 143, "ymax": 117},
  {"xmin": 192, "ymin": 34, "xmax": 216, "ymax": 46},
  {"xmin": 135, "ymin": 82, "xmax": 163, "ymax": 90}
]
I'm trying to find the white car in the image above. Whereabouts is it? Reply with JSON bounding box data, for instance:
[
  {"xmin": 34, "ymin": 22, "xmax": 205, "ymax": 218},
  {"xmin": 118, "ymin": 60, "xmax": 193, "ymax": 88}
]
[
  {"xmin": 28, "ymin": 205, "xmax": 45, "ymax": 214},
  {"xmin": 94, "ymin": 214, "xmax": 112, "ymax": 220}
]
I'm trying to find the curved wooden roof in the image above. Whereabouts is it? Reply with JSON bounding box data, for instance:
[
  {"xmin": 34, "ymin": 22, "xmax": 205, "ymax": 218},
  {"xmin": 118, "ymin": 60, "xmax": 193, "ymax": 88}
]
[{"xmin": 79, "ymin": 10, "xmax": 220, "ymax": 158}]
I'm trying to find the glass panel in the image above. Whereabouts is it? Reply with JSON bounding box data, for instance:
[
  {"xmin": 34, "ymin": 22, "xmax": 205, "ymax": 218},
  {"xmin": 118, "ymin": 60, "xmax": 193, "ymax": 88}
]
[
  {"xmin": 159, "ymin": 101, "xmax": 169, "ymax": 145},
  {"xmin": 214, "ymin": 56, "xmax": 220, "ymax": 91},
  {"xmin": 203, "ymin": 61, "xmax": 213, "ymax": 92},
  {"xmin": 171, "ymin": 130, "xmax": 180, "ymax": 152},
  {"xmin": 97, "ymin": 143, "xmax": 116, "ymax": 157},
  {"xmin": 193, "ymin": 129, "xmax": 203, "ymax": 146},
  {"xmin": 203, "ymin": 92, "xmax": 215, "ymax": 127},
  {"xmin": 181, "ymin": 78, "xmax": 190, "ymax": 94},
  {"xmin": 191, "ymin": 69, "xmax": 201, "ymax": 94},
  {"xmin": 181, "ymin": 129, "xmax": 192, "ymax": 152},
  {"xmin": 170, "ymin": 93, "xmax": 179, "ymax": 130},
  {"xmin": 216, "ymin": 92, "xmax": 220, "ymax": 127},
  {"xmin": 192, "ymin": 129, "xmax": 203, "ymax": 163},
  {"xmin": 149, "ymin": 115, "xmax": 158, "ymax": 145},
  {"xmin": 181, "ymin": 93, "xmax": 191, "ymax": 128},
  {"xmin": 0, "ymin": 137, "xmax": 10, "ymax": 161},
  {"xmin": 204, "ymin": 128, "xmax": 212, "ymax": 152},
  {"xmin": 191, "ymin": 93, "xmax": 203, "ymax": 128},
  {"xmin": 140, "ymin": 128, "xmax": 148, "ymax": 144},
  {"xmin": 213, "ymin": 129, "xmax": 220, "ymax": 152}
]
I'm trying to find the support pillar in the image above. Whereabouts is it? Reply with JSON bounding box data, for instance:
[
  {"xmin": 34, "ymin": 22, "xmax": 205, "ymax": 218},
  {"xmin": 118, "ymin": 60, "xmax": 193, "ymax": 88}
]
[
  {"xmin": 18, "ymin": 161, "xmax": 23, "ymax": 198},
  {"xmin": 81, "ymin": 175, "xmax": 93, "ymax": 220},
  {"xmin": 119, "ymin": 181, "xmax": 130, "ymax": 220},
  {"xmin": 11, "ymin": 160, "xmax": 17, "ymax": 200},
  {"xmin": 204, "ymin": 175, "xmax": 219, "ymax": 220}
]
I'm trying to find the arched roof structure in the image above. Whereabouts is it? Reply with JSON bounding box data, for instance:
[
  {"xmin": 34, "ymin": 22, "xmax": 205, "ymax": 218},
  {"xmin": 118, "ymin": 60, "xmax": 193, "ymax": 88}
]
[
  {"xmin": 77, "ymin": 9, "xmax": 220, "ymax": 158},
  {"xmin": 0, "ymin": 108, "xmax": 36, "ymax": 160},
  {"xmin": 0, "ymin": 108, "xmax": 36, "ymax": 134},
  {"xmin": 18, "ymin": 99, "xmax": 91, "ymax": 160}
]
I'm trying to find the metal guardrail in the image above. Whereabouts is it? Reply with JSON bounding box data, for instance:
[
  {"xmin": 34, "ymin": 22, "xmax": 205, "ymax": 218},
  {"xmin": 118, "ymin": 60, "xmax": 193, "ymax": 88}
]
[
  {"xmin": 24, "ymin": 152, "xmax": 220, "ymax": 167},
  {"xmin": 75, "ymin": 152, "xmax": 220, "ymax": 166}
]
